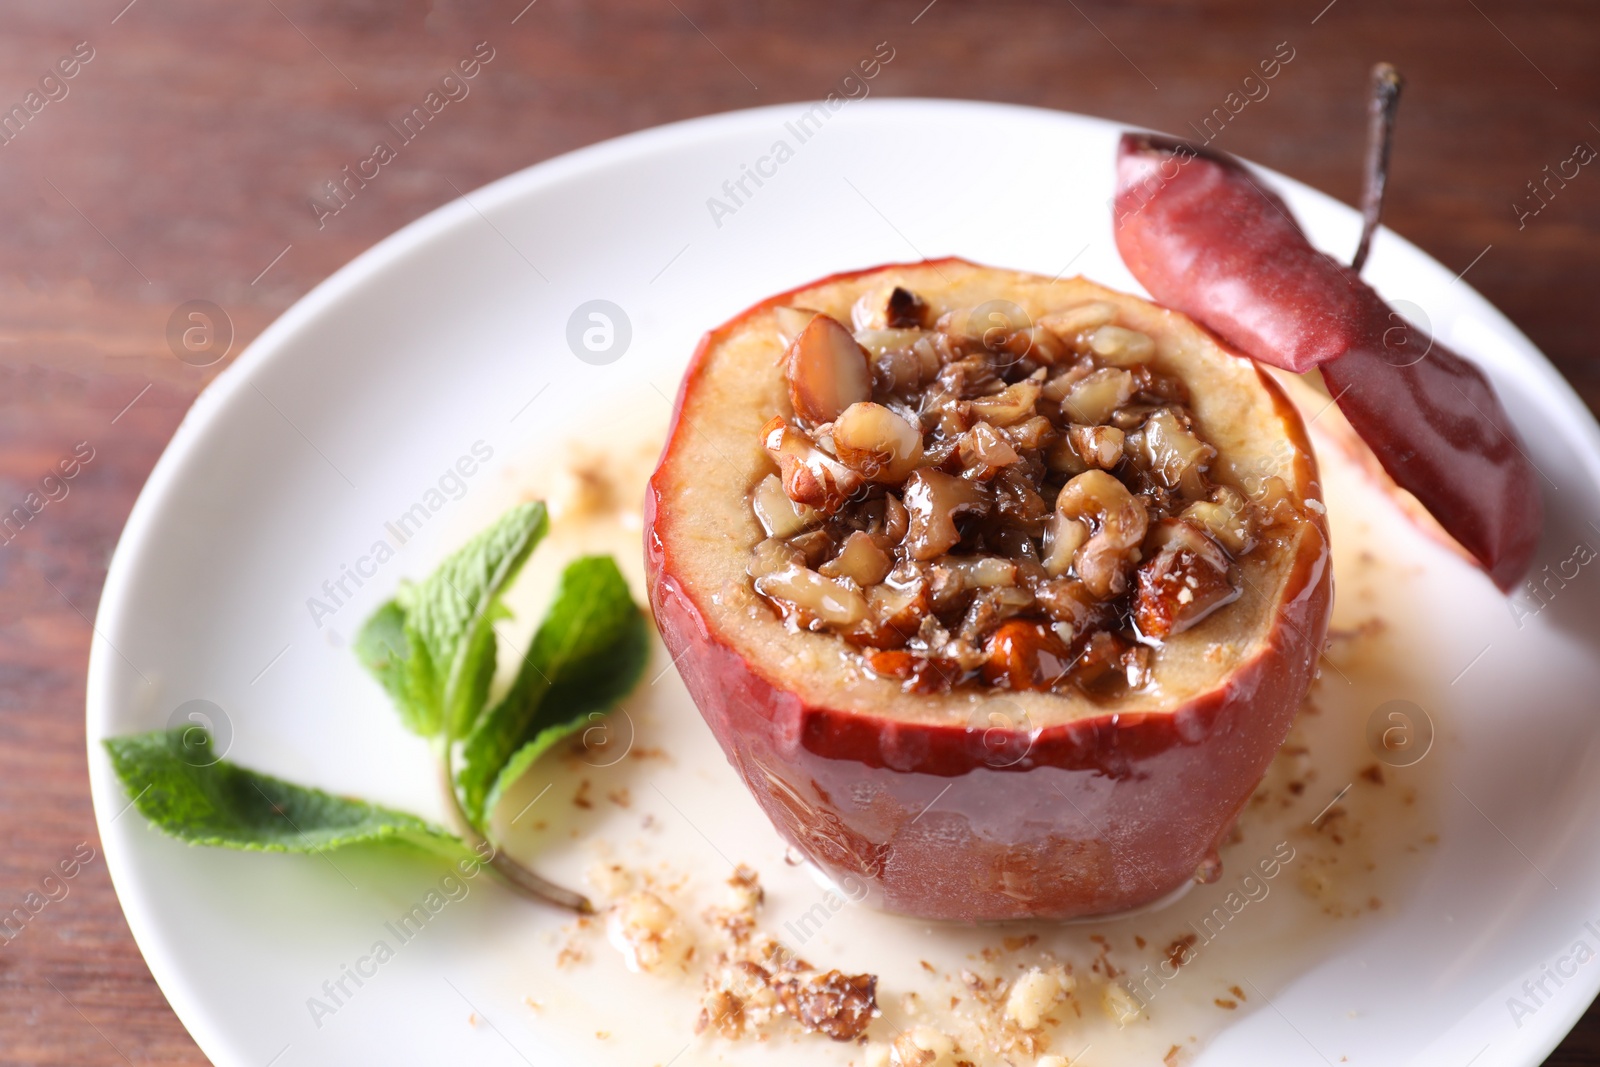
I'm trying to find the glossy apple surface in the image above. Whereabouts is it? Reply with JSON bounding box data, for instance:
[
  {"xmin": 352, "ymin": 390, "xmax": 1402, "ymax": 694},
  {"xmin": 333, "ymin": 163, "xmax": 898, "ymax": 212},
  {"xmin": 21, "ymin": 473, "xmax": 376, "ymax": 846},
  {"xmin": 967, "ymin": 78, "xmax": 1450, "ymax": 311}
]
[
  {"xmin": 1114, "ymin": 132, "xmax": 1542, "ymax": 591},
  {"xmin": 645, "ymin": 260, "xmax": 1331, "ymax": 922}
]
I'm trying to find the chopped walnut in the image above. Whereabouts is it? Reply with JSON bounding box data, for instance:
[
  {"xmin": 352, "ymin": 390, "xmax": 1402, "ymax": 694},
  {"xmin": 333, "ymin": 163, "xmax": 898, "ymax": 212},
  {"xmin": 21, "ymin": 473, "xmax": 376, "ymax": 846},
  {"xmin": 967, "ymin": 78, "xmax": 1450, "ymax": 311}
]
[
  {"xmin": 1101, "ymin": 981, "xmax": 1144, "ymax": 1025},
  {"xmin": 891, "ymin": 1026, "xmax": 961, "ymax": 1067},
  {"xmin": 750, "ymin": 291, "xmax": 1262, "ymax": 695},
  {"xmin": 1003, "ymin": 967, "xmax": 1065, "ymax": 1031},
  {"xmin": 773, "ymin": 969, "xmax": 879, "ymax": 1041},
  {"xmin": 606, "ymin": 891, "xmax": 685, "ymax": 972},
  {"xmin": 1133, "ymin": 520, "xmax": 1238, "ymax": 638},
  {"xmin": 705, "ymin": 865, "xmax": 764, "ymax": 944}
]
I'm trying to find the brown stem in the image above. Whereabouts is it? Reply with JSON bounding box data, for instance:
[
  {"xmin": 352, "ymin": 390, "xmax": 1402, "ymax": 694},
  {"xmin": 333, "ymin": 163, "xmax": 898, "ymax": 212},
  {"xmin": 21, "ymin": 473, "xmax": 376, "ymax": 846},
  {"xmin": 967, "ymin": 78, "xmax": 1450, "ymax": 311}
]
[
  {"xmin": 437, "ymin": 755, "xmax": 594, "ymax": 915},
  {"xmin": 1351, "ymin": 62, "xmax": 1405, "ymax": 273}
]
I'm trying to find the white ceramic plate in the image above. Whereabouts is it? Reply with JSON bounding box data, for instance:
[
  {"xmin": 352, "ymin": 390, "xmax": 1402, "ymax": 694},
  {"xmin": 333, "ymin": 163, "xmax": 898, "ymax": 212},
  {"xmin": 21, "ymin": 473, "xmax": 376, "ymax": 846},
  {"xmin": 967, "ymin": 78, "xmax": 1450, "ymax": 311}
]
[{"xmin": 88, "ymin": 100, "xmax": 1600, "ymax": 1067}]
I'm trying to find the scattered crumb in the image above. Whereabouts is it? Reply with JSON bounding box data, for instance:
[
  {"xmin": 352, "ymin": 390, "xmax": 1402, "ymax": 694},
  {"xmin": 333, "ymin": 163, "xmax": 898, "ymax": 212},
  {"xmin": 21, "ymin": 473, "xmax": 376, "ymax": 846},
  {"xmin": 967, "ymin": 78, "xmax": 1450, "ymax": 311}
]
[
  {"xmin": 574, "ymin": 779, "xmax": 593, "ymax": 809},
  {"xmin": 587, "ymin": 861, "xmax": 633, "ymax": 899},
  {"xmin": 1102, "ymin": 981, "xmax": 1143, "ymax": 1025},
  {"xmin": 1215, "ymin": 998, "xmax": 1237, "ymax": 1010},
  {"xmin": 608, "ymin": 891, "xmax": 687, "ymax": 973},
  {"xmin": 1003, "ymin": 967, "xmax": 1064, "ymax": 1031},
  {"xmin": 678, "ymin": 866, "xmax": 879, "ymax": 1043},
  {"xmin": 774, "ymin": 969, "xmax": 879, "ymax": 1041},
  {"xmin": 891, "ymin": 1026, "xmax": 959, "ymax": 1067},
  {"xmin": 549, "ymin": 457, "xmax": 613, "ymax": 520},
  {"xmin": 1165, "ymin": 934, "xmax": 1197, "ymax": 972},
  {"xmin": 727, "ymin": 865, "xmax": 764, "ymax": 911}
]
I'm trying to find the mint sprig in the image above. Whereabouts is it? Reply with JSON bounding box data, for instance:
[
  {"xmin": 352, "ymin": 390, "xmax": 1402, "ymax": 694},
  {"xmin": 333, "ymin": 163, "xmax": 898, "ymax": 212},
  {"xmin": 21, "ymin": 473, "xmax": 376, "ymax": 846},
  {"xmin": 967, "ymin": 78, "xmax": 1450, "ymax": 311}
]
[
  {"xmin": 382, "ymin": 501, "xmax": 549, "ymax": 739},
  {"xmin": 104, "ymin": 501, "xmax": 648, "ymax": 914},
  {"xmin": 104, "ymin": 727, "xmax": 470, "ymax": 859},
  {"xmin": 459, "ymin": 555, "xmax": 649, "ymax": 826}
]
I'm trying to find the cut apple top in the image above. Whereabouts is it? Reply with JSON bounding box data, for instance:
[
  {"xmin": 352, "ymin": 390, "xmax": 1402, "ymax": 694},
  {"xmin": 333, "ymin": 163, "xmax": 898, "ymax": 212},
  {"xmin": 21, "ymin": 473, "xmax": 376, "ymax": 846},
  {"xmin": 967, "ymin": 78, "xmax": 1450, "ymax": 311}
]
[{"xmin": 649, "ymin": 261, "xmax": 1328, "ymax": 724}]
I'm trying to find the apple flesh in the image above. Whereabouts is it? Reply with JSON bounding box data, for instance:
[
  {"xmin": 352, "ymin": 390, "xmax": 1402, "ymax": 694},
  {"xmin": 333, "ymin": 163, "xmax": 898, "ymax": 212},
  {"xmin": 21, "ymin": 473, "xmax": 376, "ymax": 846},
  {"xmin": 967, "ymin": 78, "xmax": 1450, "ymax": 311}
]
[
  {"xmin": 645, "ymin": 260, "xmax": 1331, "ymax": 922},
  {"xmin": 1114, "ymin": 133, "xmax": 1542, "ymax": 591}
]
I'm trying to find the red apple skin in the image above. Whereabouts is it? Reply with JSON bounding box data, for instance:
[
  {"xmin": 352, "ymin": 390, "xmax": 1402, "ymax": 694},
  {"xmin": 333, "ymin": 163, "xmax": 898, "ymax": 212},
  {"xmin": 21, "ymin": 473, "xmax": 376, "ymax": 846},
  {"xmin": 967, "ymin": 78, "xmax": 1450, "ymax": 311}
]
[
  {"xmin": 1114, "ymin": 133, "xmax": 1542, "ymax": 592},
  {"xmin": 645, "ymin": 259, "xmax": 1333, "ymax": 923}
]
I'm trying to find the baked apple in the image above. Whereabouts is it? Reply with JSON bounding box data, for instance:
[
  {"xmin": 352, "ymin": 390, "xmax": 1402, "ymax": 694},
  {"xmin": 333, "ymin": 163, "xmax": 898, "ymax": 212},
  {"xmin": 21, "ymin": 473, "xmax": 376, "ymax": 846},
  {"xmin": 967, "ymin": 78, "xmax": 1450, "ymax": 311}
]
[{"xmin": 645, "ymin": 260, "xmax": 1330, "ymax": 922}]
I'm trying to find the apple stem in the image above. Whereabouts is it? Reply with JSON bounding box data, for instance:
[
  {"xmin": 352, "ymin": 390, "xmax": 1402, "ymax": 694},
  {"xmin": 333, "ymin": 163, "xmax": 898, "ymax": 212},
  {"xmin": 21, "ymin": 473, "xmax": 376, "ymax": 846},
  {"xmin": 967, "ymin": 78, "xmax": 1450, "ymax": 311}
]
[
  {"xmin": 1351, "ymin": 62, "xmax": 1405, "ymax": 274},
  {"xmin": 436, "ymin": 754, "xmax": 595, "ymax": 915}
]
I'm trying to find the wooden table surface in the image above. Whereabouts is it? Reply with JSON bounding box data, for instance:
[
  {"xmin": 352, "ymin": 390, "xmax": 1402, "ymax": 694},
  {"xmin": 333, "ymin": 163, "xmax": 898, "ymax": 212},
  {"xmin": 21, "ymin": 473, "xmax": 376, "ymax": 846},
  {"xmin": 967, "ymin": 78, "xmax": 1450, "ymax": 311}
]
[{"xmin": 2, "ymin": 1, "xmax": 1596, "ymax": 1063}]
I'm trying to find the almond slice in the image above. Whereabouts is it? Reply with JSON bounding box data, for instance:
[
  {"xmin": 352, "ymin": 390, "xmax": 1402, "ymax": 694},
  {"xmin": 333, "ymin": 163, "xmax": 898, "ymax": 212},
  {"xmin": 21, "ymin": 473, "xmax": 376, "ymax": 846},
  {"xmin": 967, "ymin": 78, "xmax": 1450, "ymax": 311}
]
[{"xmin": 786, "ymin": 314, "xmax": 872, "ymax": 426}]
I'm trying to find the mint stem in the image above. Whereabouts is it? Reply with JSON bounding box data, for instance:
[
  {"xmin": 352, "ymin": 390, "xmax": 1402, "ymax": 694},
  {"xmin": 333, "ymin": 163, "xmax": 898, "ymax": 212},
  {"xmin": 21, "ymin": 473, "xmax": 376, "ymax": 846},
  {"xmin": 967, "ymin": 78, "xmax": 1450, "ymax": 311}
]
[{"xmin": 437, "ymin": 754, "xmax": 593, "ymax": 915}]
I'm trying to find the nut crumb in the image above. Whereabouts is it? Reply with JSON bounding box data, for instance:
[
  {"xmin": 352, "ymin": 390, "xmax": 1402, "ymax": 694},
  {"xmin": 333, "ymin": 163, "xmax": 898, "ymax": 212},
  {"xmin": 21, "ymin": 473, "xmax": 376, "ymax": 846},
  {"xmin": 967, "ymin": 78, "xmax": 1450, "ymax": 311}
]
[
  {"xmin": 727, "ymin": 864, "xmax": 764, "ymax": 911},
  {"xmin": 686, "ymin": 867, "xmax": 880, "ymax": 1045},
  {"xmin": 586, "ymin": 861, "xmax": 633, "ymax": 900},
  {"xmin": 891, "ymin": 1026, "xmax": 959, "ymax": 1066},
  {"xmin": 1101, "ymin": 981, "xmax": 1142, "ymax": 1025},
  {"xmin": 775, "ymin": 969, "xmax": 879, "ymax": 1041},
  {"xmin": 1003, "ymin": 967, "xmax": 1063, "ymax": 1031},
  {"xmin": 607, "ymin": 891, "xmax": 685, "ymax": 972},
  {"xmin": 1165, "ymin": 933, "xmax": 1198, "ymax": 971}
]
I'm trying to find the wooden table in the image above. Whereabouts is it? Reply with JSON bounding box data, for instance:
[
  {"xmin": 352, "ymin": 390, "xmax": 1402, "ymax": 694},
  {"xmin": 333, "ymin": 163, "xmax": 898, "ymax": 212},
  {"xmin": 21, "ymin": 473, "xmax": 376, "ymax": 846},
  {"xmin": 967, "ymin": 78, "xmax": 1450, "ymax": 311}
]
[{"xmin": 3, "ymin": 1, "xmax": 1595, "ymax": 1062}]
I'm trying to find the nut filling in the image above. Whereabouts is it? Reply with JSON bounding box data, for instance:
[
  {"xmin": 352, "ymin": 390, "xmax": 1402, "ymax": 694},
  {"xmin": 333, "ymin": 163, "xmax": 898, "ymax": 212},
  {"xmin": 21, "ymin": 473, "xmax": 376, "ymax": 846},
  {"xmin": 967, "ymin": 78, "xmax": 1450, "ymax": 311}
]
[{"xmin": 747, "ymin": 286, "xmax": 1283, "ymax": 696}]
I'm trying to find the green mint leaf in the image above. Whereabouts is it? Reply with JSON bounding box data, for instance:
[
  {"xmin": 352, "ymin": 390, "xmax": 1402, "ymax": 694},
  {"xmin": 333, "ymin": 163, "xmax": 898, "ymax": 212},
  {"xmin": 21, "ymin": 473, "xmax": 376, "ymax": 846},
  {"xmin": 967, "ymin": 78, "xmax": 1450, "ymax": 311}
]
[
  {"xmin": 482, "ymin": 719, "xmax": 591, "ymax": 824},
  {"xmin": 483, "ymin": 606, "xmax": 649, "ymax": 819},
  {"xmin": 353, "ymin": 598, "xmax": 430, "ymax": 732},
  {"xmin": 458, "ymin": 555, "xmax": 649, "ymax": 827},
  {"xmin": 397, "ymin": 501, "xmax": 548, "ymax": 739},
  {"xmin": 104, "ymin": 728, "xmax": 469, "ymax": 860}
]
